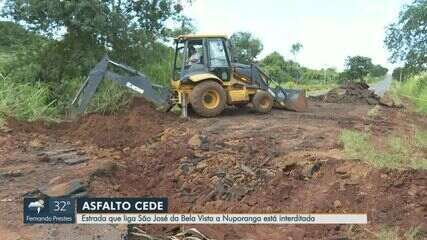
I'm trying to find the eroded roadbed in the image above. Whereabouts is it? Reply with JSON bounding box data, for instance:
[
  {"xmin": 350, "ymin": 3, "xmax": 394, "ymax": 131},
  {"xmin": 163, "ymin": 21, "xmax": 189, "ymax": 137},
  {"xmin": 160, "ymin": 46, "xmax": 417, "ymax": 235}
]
[{"xmin": 0, "ymin": 100, "xmax": 426, "ymax": 239}]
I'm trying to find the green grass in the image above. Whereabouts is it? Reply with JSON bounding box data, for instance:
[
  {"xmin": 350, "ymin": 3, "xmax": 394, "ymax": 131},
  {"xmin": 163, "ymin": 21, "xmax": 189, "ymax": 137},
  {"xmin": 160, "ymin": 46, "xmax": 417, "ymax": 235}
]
[
  {"xmin": 367, "ymin": 105, "xmax": 381, "ymax": 118},
  {"xmin": 86, "ymin": 79, "xmax": 133, "ymax": 114},
  {"xmin": 0, "ymin": 49, "xmax": 62, "ymax": 121},
  {"xmin": 0, "ymin": 74, "xmax": 60, "ymax": 121},
  {"xmin": 50, "ymin": 76, "xmax": 133, "ymax": 115},
  {"xmin": 0, "ymin": 71, "xmax": 133, "ymax": 122},
  {"xmin": 0, "ymin": 114, "xmax": 5, "ymax": 128},
  {"xmin": 378, "ymin": 226, "xmax": 400, "ymax": 240},
  {"xmin": 339, "ymin": 130, "xmax": 427, "ymax": 169},
  {"xmin": 414, "ymin": 130, "xmax": 427, "ymax": 149},
  {"xmin": 393, "ymin": 73, "xmax": 427, "ymax": 113},
  {"xmin": 377, "ymin": 226, "xmax": 424, "ymax": 240}
]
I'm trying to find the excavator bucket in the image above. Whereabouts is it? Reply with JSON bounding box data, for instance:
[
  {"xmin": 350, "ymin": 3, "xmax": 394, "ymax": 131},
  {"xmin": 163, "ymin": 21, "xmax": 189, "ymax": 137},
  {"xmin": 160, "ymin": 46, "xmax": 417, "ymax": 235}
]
[
  {"xmin": 272, "ymin": 88, "xmax": 308, "ymax": 112},
  {"xmin": 71, "ymin": 56, "xmax": 172, "ymax": 116}
]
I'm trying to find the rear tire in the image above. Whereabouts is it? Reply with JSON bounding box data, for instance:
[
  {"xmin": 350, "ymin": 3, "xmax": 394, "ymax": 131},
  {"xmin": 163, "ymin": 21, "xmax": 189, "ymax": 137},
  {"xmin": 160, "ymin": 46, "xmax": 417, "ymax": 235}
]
[
  {"xmin": 252, "ymin": 90, "xmax": 273, "ymax": 113},
  {"xmin": 190, "ymin": 81, "xmax": 226, "ymax": 117}
]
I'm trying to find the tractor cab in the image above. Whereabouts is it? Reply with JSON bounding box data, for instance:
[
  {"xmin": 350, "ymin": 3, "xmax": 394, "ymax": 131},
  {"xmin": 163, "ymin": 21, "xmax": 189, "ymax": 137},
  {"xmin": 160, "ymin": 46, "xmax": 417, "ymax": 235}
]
[{"xmin": 173, "ymin": 34, "xmax": 232, "ymax": 82}]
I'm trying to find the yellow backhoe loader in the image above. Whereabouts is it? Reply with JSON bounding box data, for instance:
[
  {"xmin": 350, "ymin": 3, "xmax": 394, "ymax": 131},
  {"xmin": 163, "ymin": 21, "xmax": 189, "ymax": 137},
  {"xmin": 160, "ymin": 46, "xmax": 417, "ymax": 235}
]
[{"xmin": 72, "ymin": 34, "xmax": 307, "ymax": 118}]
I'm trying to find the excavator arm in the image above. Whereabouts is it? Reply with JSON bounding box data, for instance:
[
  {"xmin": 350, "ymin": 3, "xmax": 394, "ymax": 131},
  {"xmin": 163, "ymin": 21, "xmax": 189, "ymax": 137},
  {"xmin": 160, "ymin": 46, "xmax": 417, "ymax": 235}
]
[{"xmin": 71, "ymin": 56, "xmax": 172, "ymax": 115}]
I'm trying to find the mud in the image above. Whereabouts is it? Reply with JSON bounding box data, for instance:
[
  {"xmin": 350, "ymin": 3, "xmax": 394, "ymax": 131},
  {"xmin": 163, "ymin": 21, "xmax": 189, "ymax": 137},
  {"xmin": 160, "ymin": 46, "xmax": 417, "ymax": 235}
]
[{"xmin": 1, "ymin": 99, "xmax": 426, "ymax": 240}]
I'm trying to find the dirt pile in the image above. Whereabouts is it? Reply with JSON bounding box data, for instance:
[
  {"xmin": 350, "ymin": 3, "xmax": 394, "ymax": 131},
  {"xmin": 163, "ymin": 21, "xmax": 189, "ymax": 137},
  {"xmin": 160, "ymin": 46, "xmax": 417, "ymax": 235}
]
[
  {"xmin": 62, "ymin": 97, "xmax": 178, "ymax": 148},
  {"xmin": 318, "ymin": 82, "xmax": 380, "ymax": 105},
  {"xmin": 6, "ymin": 97, "xmax": 178, "ymax": 149}
]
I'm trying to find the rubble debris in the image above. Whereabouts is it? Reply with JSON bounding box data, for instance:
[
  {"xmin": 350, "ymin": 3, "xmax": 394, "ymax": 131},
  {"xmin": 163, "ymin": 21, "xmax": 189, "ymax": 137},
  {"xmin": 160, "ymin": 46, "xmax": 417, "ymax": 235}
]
[
  {"xmin": 302, "ymin": 161, "xmax": 321, "ymax": 178},
  {"xmin": 37, "ymin": 148, "xmax": 89, "ymax": 165},
  {"xmin": 0, "ymin": 169, "xmax": 23, "ymax": 178},
  {"xmin": 64, "ymin": 157, "xmax": 89, "ymax": 165},
  {"xmin": 379, "ymin": 93, "xmax": 404, "ymax": 108},
  {"xmin": 91, "ymin": 159, "xmax": 118, "ymax": 177},
  {"xmin": 0, "ymin": 125, "xmax": 12, "ymax": 133},
  {"xmin": 333, "ymin": 200, "xmax": 342, "ymax": 209},
  {"xmin": 239, "ymin": 163, "xmax": 256, "ymax": 176},
  {"xmin": 29, "ymin": 138, "xmax": 44, "ymax": 148},
  {"xmin": 130, "ymin": 226, "xmax": 212, "ymax": 240},
  {"xmin": 316, "ymin": 82, "xmax": 380, "ymax": 105},
  {"xmin": 39, "ymin": 179, "xmax": 87, "ymax": 197},
  {"xmin": 2, "ymin": 96, "xmax": 426, "ymax": 239},
  {"xmin": 335, "ymin": 166, "xmax": 348, "ymax": 174},
  {"xmin": 188, "ymin": 134, "xmax": 208, "ymax": 149}
]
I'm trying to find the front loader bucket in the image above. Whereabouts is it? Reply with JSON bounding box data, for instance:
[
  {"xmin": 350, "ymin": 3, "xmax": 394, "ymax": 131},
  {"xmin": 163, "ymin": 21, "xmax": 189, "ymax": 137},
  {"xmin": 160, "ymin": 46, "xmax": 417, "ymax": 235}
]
[{"xmin": 272, "ymin": 88, "xmax": 308, "ymax": 112}]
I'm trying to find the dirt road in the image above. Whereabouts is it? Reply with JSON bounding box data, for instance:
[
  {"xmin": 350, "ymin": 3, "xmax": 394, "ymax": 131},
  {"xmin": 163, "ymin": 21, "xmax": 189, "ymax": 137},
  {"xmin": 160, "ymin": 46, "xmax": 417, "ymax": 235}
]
[
  {"xmin": 370, "ymin": 75, "xmax": 393, "ymax": 97},
  {"xmin": 0, "ymin": 98, "xmax": 426, "ymax": 239}
]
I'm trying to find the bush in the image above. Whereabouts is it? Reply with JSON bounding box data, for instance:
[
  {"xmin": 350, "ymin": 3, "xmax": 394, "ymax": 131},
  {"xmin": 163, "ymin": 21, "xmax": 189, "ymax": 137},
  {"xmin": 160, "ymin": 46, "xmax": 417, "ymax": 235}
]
[
  {"xmin": 394, "ymin": 73, "xmax": 427, "ymax": 113},
  {"xmin": 0, "ymin": 75, "xmax": 59, "ymax": 121},
  {"xmin": 85, "ymin": 80, "xmax": 133, "ymax": 114},
  {"xmin": 0, "ymin": 71, "xmax": 134, "ymax": 121},
  {"xmin": 142, "ymin": 62, "xmax": 173, "ymax": 86}
]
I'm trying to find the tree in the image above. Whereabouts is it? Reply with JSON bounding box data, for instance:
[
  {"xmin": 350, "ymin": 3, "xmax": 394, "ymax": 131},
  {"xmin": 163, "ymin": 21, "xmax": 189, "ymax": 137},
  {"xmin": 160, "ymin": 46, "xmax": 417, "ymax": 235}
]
[
  {"xmin": 344, "ymin": 56, "xmax": 374, "ymax": 82},
  {"xmin": 385, "ymin": 0, "xmax": 427, "ymax": 73},
  {"xmin": 369, "ymin": 64, "xmax": 389, "ymax": 78},
  {"xmin": 230, "ymin": 32, "xmax": 263, "ymax": 64},
  {"xmin": 392, "ymin": 67, "xmax": 410, "ymax": 81},
  {"xmin": 259, "ymin": 51, "xmax": 303, "ymax": 82},
  {"xmin": 1, "ymin": 0, "xmax": 190, "ymax": 82},
  {"xmin": 290, "ymin": 42, "xmax": 303, "ymax": 81},
  {"xmin": 290, "ymin": 42, "xmax": 303, "ymax": 61},
  {"xmin": 260, "ymin": 52, "xmax": 288, "ymax": 81},
  {"xmin": 166, "ymin": 16, "xmax": 196, "ymax": 38},
  {"xmin": 0, "ymin": 21, "xmax": 42, "ymax": 49}
]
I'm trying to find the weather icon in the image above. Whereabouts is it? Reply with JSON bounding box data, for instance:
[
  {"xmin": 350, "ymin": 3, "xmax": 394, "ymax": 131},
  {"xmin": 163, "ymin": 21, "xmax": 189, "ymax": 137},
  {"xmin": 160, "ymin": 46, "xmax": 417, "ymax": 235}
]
[{"xmin": 28, "ymin": 199, "xmax": 45, "ymax": 214}]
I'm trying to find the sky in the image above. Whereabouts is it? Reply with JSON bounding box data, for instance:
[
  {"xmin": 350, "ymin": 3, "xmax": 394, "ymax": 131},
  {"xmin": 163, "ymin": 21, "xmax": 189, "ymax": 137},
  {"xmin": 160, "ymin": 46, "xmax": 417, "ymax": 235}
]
[
  {"xmin": 0, "ymin": 0, "xmax": 411, "ymax": 71},
  {"xmin": 182, "ymin": 0, "xmax": 412, "ymax": 70}
]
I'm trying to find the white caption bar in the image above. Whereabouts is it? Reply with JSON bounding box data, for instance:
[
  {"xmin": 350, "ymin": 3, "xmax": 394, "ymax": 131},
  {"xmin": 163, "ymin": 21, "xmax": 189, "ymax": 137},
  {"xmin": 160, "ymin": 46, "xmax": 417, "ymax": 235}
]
[{"xmin": 77, "ymin": 213, "xmax": 367, "ymax": 224}]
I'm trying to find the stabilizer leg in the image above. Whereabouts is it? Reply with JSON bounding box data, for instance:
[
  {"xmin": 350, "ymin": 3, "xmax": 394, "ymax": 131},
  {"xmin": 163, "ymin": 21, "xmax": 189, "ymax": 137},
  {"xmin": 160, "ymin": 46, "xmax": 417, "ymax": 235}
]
[{"xmin": 181, "ymin": 93, "xmax": 188, "ymax": 119}]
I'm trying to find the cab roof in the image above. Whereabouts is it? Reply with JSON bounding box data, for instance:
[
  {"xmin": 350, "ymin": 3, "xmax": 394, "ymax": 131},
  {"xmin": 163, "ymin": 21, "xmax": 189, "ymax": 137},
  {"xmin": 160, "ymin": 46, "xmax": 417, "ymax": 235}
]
[{"xmin": 176, "ymin": 34, "xmax": 228, "ymax": 40}]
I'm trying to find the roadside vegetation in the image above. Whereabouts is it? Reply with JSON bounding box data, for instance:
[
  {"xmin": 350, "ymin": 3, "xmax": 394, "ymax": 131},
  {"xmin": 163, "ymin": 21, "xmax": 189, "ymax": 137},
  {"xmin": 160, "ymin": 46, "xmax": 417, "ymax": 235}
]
[
  {"xmin": 376, "ymin": 226, "xmax": 424, "ymax": 240},
  {"xmin": 393, "ymin": 73, "xmax": 427, "ymax": 114},
  {"xmin": 339, "ymin": 129, "xmax": 427, "ymax": 170},
  {"xmin": 0, "ymin": 74, "xmax": 59, "ymax": 121},
  {"xmin": 0, "ymin": 0, "xmax": 187, "ymax": 122}
]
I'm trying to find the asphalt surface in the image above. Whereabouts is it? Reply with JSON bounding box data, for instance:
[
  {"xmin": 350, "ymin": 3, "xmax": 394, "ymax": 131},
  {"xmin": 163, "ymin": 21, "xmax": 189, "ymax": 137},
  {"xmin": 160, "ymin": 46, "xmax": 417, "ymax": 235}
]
[{"xmin": 370, "ymin": 74, "xmax": 392, "ymax": 97}]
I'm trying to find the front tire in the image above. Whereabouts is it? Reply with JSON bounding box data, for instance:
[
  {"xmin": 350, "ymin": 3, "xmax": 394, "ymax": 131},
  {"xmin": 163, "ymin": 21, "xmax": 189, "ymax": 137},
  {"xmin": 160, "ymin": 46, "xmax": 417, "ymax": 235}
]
[
  {"xmin": 252, "ymin": 90, "xmax": 273, "ymax": 113},
  {"xmin": 190, "ymin": 81, "xmax": 226, "ymax": 117}
]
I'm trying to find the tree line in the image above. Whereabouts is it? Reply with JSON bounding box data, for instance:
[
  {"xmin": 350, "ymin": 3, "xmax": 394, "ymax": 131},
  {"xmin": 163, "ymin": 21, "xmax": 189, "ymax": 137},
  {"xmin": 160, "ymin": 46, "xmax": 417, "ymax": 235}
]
[
  {"xmin": 230, "ymin": 0, "xmax": 426, "ymax": 83},
  {"xmin": 230, "ymin": 32, "xmax": 389, "ymax": 84},
  {"xmin": 1, "ymin": 0, "xmax": 194, "ymax": 85}
]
